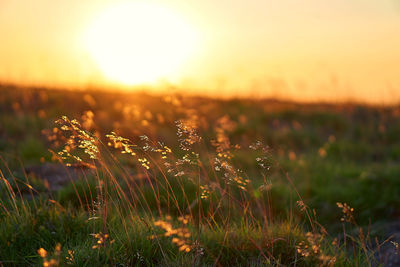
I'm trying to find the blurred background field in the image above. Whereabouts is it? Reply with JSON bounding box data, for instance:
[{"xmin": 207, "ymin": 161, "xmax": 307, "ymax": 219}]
[{"xmin": 1, "ymin": 84, "xmax": 400, "ymax": 265}]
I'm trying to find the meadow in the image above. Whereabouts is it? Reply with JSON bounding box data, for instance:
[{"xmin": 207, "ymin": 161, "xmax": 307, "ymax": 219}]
[{"xmin": 1, "ymin": 84, "xmax": 400, "ymax": 266}]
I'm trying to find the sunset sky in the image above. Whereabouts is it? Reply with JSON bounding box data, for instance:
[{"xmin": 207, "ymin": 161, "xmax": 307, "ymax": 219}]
[{"xmin": 1, "ymin": 0, "xmax": 399, "ymax": 103}]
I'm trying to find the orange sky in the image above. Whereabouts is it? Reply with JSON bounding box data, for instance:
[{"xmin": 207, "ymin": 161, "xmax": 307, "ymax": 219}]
[{"xmin": 1, "ymin": 0, "xmax": 400, "ymax": 103}]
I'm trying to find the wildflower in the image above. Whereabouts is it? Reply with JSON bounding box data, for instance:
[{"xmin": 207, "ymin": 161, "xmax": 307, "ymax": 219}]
[
  {"xmin": 65, "ymin": 250, "xmax": 75, "ymax": 264},
  {"xmin": 297, "ymin": 232, "xmax": 335, "ymax": 265},
  {"xmin": 336, "ymin": 202, "xmax": 354, "ymax": 223},
  {"xmin": 296, "ymin": 232, "xmax": 321, "ymax": 257},
  {"xmin": 152, "ymin": 217, "xmax": 192, "ymax": 253},
  {"xmin": 200, "ymin": 185, "xmax": 210, "ymax": 199},
  {"xmin": 38, "ymin": 248, "xmax": 47, "ymax": 258},
  {"xmin": 177, "ymin": 215, "xmax": 190, "ymax": 224},
  {"xmin": 91, "ymin": 232, "xmax": 114, "ymax": 249},
  {"xmin": 37, "ymin": 243, "xmax": 61, "ymax": 267}
]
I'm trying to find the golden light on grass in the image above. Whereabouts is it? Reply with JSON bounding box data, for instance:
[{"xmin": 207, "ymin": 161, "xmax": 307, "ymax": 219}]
[{"xmin": 84, "ymin": 2, "xmax": 198, "ymax": 85}]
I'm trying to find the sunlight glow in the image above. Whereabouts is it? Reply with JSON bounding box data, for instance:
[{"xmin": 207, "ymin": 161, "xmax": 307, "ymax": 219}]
[{"xmin": 85, "ymin": 2, "xmax": 198, "ymax": 85}]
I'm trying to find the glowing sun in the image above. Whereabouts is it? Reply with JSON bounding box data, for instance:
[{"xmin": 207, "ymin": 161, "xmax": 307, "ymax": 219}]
[{"xmin": 85, "ymin": 2, "xmax": 197, "ymax": 85}]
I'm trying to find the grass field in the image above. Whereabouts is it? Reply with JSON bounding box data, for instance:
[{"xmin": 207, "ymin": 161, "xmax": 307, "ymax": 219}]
[{"xmin": 1, "ymin": 84, "xmax": 400, "ymax": 266}]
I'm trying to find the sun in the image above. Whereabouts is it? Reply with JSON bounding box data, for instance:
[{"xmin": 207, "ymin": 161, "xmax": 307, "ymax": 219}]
[{"xmin": 85, "ymin": 2, "xmax": 198, "ymax": 85}]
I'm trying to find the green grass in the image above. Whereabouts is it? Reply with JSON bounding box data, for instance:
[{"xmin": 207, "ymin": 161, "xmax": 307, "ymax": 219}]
[{"xmin": 0, "ymin": 85, "xmax": 398, "ymax": 266}]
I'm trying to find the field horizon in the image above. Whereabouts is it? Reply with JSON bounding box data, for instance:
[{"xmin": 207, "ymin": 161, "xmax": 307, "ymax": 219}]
[{"xmin": 2, "ymin": 82, "xmax": 398, "ymax": 107}]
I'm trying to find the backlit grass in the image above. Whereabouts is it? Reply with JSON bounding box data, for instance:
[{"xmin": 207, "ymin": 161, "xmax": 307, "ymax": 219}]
[{"xmin": 1, "ymin": 85, "xmax": 399, "ymax": 266}]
